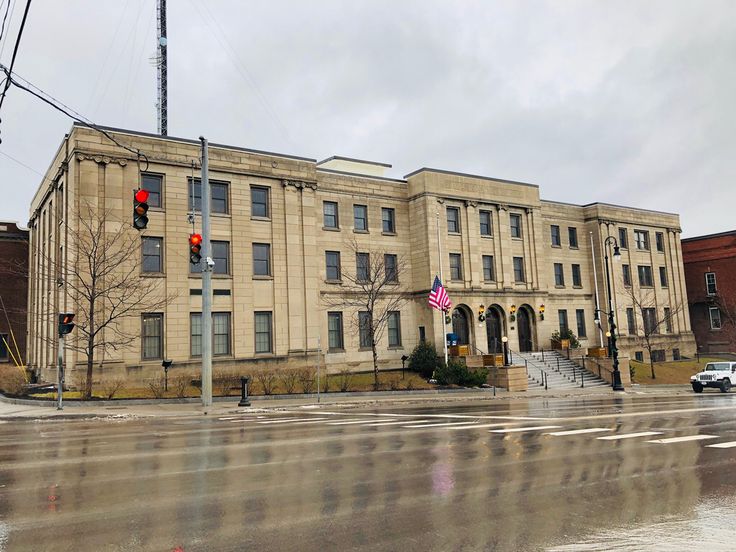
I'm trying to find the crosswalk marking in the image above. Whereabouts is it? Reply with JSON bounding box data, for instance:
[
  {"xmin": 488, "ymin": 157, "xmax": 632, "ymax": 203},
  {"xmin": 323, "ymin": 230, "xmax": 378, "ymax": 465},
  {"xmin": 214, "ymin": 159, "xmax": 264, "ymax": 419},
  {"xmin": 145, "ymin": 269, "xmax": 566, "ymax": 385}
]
[
  {"xmin": 707, "ymin": 441, "xmax": 736, "ymax": 449},
  {"xmin": 489, "ymin": 425, "xmax": 561, "ymax": 433},
  {"xmin": 547, "ymin": 428, "xmax": 612, "ymax": 436},
  {"xmin": 647, "ymin": 435, "xmax": 718, "ymax": 444},
  {"xmin": 363, "ymin": 420, "xmax": 431, "ymax": 427},
  {"xmin": 256, "ymin": 418, "xmax": 328, "ymax": 425},
  {"xmin": 326, "ymin": 419, "xmax": 399, "ymax": 426},
  {"xmin": 404, "ymin": 421, "xmax": 484, "ymax": 428},
  {"xmin": 597, "ymin": 431, "xmax": 662, "ymax": 440},
  {"xmin": 441, "ymin": 423, "xmax": 514, "ymax": 431}
]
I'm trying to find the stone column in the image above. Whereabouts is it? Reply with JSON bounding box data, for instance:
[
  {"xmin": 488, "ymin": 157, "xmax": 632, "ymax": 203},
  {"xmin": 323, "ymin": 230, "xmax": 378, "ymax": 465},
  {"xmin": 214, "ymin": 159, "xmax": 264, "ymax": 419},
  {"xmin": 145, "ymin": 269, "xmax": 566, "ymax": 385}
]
[{"xmin": 496, "ymin": 204, "xmax": 512, "ymax": 289}]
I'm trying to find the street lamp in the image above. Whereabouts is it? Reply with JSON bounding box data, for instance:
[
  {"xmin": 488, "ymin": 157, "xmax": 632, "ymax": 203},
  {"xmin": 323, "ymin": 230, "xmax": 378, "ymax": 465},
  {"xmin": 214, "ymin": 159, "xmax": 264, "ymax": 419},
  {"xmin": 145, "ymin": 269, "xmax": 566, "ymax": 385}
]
[
  {"xmin": 602, "ymin": 235, "xmax": 625, "ymax": 391},
  {"xmin": 501, "ymin": 336, "xmax": 509, "ymax": 366}
]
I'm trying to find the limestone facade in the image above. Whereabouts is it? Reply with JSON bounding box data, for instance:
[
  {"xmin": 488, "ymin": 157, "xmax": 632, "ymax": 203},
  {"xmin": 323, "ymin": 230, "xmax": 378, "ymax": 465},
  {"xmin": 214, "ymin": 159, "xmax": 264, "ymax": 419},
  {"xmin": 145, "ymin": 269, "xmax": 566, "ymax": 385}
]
[{"xmin": 26, "ymin": 125, "xmax": 695, "ymax": 383}]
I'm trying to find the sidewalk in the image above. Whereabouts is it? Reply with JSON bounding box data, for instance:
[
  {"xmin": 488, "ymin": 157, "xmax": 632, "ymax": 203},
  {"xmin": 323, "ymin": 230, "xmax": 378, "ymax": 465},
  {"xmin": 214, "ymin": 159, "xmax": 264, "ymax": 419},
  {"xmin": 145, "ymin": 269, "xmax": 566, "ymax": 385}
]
[{"xmin": 0, "ymin": 384, "xmax": 693, "ymax": 421}]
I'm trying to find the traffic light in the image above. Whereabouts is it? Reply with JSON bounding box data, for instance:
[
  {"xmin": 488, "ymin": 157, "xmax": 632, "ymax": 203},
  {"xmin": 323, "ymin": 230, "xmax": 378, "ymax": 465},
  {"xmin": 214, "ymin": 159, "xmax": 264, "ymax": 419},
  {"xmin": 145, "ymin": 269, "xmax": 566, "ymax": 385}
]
[
  {"xmin": 58, "ymin": 313, "xmax": 75, "ymax": 337},
  {"xmin": 189, "ymin": 233, "xmax": 202, "ymax": 265},
  {"xmin": 133, "ymin": 189, "xmax": 150, "ymax": 230}
]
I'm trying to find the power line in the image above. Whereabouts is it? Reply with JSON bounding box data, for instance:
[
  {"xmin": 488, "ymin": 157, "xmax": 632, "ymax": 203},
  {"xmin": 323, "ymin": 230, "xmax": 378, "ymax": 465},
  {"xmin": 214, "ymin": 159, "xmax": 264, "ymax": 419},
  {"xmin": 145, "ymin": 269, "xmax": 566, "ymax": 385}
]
[
  {"xmin": 0, "ymin": 0, "xmax": 31, "ymax": 114},
  {"xmin": 0, "ymin": 0, "xmax": 11, "ymax": 45},
  {"xmin": 0, "ymin": 0, "xmax": 17, "ymax": 59}
]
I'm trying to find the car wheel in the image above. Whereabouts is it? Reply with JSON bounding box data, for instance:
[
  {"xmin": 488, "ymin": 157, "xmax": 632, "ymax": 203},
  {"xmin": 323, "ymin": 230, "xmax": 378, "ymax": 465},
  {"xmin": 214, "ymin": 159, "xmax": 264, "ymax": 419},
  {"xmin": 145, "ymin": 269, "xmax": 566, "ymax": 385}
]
[
  {"xmin": 721, "ymin": 379, "xmax": 731, "ymax": 393},
  {"xmin": 692, "ymin": 383, "xmax": 703, "ymax": 393}
]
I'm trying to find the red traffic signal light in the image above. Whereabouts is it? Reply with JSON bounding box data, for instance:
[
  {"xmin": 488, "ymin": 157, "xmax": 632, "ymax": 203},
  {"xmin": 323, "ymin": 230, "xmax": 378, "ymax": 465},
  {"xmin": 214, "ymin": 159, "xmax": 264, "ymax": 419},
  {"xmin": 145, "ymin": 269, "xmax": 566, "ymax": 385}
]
[
  {"xmin": 58, "ymin": 313, "xmax": 75, "ymax": 337},
  {"xmin": 133, "ymin": 189, "xmax": 149, "ymax": 230},
  {"xmin": 189, "ymin": 233, "xmax": 202, "ymax": 265}
]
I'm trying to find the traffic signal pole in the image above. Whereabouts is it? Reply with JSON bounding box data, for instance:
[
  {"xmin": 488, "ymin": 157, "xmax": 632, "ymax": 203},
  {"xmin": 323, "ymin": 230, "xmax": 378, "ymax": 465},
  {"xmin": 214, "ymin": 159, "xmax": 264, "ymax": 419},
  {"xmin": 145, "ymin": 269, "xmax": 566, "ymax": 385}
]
[
  {"xmin": 200, "ymin": 137, "xmax": 213, "ymax": 410},
  {"xmin": 57, "ymin": 335, "xmax": 64, "ymax": 410}
]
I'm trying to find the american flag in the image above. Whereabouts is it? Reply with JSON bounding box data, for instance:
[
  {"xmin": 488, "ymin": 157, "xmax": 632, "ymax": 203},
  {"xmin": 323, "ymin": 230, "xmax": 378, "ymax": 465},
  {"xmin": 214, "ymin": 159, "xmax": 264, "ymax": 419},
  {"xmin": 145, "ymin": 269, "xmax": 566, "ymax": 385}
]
[{"xmin": 428, "ymin": 275, "xmax": 452, "ymax": 311}]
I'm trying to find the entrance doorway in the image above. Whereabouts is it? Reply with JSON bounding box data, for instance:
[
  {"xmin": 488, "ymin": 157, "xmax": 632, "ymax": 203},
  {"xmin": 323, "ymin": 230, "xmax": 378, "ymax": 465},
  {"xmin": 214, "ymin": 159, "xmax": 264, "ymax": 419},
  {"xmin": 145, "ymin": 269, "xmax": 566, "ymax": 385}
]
[
  {"xmin": 452, "ymin": 307, "xmax": 470, "ymax": 345},
  {"xmin": 486, "ymin": 307, "xmax": 503, "ymax": 353},
  {"xmin": 517, "ymin": 306, "xmax": 534, "ymax": 352}
]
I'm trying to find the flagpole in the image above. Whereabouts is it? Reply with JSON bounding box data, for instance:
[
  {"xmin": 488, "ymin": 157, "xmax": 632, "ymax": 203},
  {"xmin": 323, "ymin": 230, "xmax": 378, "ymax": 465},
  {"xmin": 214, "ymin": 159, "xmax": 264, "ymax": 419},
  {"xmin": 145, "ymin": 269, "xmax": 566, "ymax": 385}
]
[
  {"xmin": 590, "ymin": 231, "xmax": 604, "ymax": 348},
  {"xmin": 436, "ymin": 210, "xmax": 448, "ymax": 365}
]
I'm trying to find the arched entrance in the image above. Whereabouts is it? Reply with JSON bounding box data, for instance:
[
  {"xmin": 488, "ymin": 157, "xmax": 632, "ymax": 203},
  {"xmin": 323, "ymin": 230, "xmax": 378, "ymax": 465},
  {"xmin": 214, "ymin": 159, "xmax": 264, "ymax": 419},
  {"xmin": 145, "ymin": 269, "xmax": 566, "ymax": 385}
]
[
  {"xmin": 486, "ymin": 306, "xmax": 504, "ymax": 353},
  {"xmin": 452, "ymin": 306, "xmax": 470, "ymax": 346},
  {"xmin": 517, "ymin": 305, "xmax": 535, "ymax": 352}
]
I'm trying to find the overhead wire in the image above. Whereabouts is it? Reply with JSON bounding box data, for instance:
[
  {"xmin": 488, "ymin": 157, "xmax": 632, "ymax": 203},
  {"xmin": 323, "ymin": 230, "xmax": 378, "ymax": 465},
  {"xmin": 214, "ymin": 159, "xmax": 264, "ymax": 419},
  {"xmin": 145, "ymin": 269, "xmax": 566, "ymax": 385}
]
[
  {"xmin": 0, "ymin": 0, "xmax": 15, "ymax": 58},
  {"xmin": 0, "ymin": 0, "xmax": 31, "ymax": 114},
  {"xmin": 0, "ymin": 0, "xmax": 11, "ymax": 45}
]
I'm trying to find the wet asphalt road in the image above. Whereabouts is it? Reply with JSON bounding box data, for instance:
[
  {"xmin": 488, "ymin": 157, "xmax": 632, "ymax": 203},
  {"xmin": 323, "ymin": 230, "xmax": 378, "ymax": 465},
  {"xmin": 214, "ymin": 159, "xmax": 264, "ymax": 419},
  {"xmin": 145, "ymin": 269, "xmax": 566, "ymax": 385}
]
[{"xmin": 2, "ymin": 394, "xmax": 736, "ymax": 551}]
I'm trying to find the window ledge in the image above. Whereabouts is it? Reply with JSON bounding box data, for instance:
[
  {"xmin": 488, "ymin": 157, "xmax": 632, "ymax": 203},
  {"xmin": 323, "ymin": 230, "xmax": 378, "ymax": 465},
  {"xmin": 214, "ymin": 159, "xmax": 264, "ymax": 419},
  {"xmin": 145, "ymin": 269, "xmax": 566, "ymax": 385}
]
[
  {"xmin": 573, "ymin": 285, "xmax": 583, "ymax": 289},
  {"xmin": 328, "ymin": 348, "xmax": 345, "ymax": 354},
  {"xmin": 325, "ymin": 279, "xmax": 343, "ymax": 285},
  {"xmin": 388, "ymin": 346, "xmax": 404, "ymax": 350},
  {"xmin": 253, "ymin": 275, "xmax": 274, "ymax": 281},
  {"xmin": 353, "ymin": 229, "xmax": 369, "ymax": 234},
  {"xmin": 447, "ymin": 231, "xmax": 462, "ymax": 237},
  {"xmin": 511, "ymin": 236, "xmax": 523, "ymax": 241},
  {"xmin": 381, "ymin": 231, "xmax": 397, "ymax": 237},
  {"xmin": 254, "ymin": 352, "xmax": 275, "ymax": 357},
  {"xmin": 251, "ymin": 216, "xmax": 271, "ymax": 222},
  {"xmin": 555, "ymin": 285, "xmax": 566, "ymax": 289},
  {"xmin": 551, "ymin": 244, "xmax": 561, "ymax": 248},
  {"xmin": 358, "ymin": 347, "xmax": 372, "ymax": 352},
  {"xmin": 141, "ymin": 272, "xmax": 166, "ymax": 278},
  {"xmin": 323, "ymin": 226, "xmax": 341, "ymax": 232},
  {"xmin": 480, "ymin": 234, "xmax": 493, "ymax": 239},
  {"xmin": 569, "ymin": 246, "xmax": 579, "ymax": 250}
]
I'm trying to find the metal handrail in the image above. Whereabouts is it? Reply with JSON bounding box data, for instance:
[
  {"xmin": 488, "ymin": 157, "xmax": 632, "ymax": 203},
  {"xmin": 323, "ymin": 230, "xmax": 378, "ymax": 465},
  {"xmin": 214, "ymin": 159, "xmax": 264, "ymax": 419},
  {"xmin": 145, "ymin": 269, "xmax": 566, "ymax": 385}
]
[{"xmin": 510, "ymin": 349, "xmax": 548, "ymax": 390}]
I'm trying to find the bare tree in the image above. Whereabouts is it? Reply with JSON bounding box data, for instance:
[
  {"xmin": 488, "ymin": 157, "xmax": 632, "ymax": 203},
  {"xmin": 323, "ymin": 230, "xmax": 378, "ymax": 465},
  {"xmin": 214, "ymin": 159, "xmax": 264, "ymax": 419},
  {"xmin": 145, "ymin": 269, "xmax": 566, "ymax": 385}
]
[
  {"xmin": 41, "ymin": 205, "xmax": 175, "ymax": 399},
  {"xmin": 322, "ymin": 238, "xmax": 411, "ymax": 390},
  {"xmin": 621, "ymin": 285, "xmax": 685, "ymax": 379}
]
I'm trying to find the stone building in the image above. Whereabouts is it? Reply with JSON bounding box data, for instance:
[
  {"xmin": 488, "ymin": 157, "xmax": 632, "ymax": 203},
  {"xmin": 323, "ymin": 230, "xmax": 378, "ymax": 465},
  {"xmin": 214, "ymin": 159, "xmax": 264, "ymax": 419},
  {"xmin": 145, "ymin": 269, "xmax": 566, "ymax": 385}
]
[
  {"xmin": 0, "ymin": 222, "xmax": 28, "ymax": 367},
  {"xmin": 682, "ymin": 230, "xmax": 736, "ymax": 353},
  {"xmin": 26, "ymin": 124, "xmax": 695, "ymax": 384}
]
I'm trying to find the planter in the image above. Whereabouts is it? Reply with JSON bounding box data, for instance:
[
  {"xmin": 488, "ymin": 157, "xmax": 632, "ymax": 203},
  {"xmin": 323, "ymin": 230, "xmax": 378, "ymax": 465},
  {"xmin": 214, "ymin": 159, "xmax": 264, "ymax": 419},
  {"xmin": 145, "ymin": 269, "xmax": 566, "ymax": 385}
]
[{"xmin": 587, "ymin": 347, "xmax": 607, "ymax": 358}]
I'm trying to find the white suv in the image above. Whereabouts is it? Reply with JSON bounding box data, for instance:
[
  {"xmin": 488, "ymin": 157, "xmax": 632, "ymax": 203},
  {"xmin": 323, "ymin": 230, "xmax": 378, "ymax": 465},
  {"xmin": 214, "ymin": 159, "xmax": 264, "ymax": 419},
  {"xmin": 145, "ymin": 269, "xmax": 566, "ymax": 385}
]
[{"xmin": 691, "ymin": 362, "xmax": 736, "ymax": 393}]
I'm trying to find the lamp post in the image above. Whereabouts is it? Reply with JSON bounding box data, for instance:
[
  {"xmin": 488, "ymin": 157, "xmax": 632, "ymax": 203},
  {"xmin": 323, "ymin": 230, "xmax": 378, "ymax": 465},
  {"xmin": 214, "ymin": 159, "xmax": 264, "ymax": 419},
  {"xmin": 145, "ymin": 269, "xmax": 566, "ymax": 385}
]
[
  {"xmin": 501, "ymin": 336, "xmax": 509, "ymax": 366},
  {"xmin": 602, "ymin": 235, "xmax": 625, "ymax": 391}
]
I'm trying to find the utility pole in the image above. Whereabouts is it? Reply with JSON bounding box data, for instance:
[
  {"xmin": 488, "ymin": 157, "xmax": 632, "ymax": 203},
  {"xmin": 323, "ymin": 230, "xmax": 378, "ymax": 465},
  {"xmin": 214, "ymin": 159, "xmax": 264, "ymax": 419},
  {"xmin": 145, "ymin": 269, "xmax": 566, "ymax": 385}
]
[
  {"xmin": 156, "ymin": 0, "xmax": 168, "ymax": 135},
  {"xmin": 56, "ymin": 335, "xmax": 64, "ymax": 410},
  {"xmin": 200, "ymin": 137, "xmax": 212, "ymax": 408}
]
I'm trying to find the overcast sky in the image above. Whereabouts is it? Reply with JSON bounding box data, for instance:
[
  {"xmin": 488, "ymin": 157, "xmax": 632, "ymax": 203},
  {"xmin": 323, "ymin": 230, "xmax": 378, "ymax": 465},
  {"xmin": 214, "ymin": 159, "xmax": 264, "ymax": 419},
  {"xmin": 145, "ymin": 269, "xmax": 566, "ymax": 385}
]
[{"xmin": 0, "ymin": 0, "xmax": 733, "ymax": 237}]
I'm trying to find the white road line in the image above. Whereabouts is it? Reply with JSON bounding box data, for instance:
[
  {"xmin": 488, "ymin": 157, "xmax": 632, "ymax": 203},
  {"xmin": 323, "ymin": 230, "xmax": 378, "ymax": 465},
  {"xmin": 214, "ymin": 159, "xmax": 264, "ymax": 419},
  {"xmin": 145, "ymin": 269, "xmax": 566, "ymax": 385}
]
[
  {"xmin": 327, "ymin": 419, "xmax": 399, "ymax": 426},
  {"xmin": 363, "ymin": 420, "xmax": 431, "ymax": 427},
  {"xmin": 597, "ymin": 431, "xmax": 663, "ymax": 441},
  {"xmin": 441, "ymin": 423, "xmax": 514, "ymax": 431},
  {"xmin": 404, "ymin": 421, "xmax": 483, "ymax": 428},
  {"xmin": 489, "ymin": 425, "xmax": 561, "ymax": 433},
  {"xmin": 707, "ymin": 441, "xmax": 736, "ymax": 449},
  {"xmin": 256, "ymin": 418, "xmax": 328, "ymax": 425},
  {"xmin": 647, "ymin": 435, "xmax": 719, "ymax": 444},
  {"xmin": 547, "ymin": 428, "xmax": 612, "ymax": 436},
  {"xmin": 281, "ymin": 410, "xmax": 549, "ymax": 421}
]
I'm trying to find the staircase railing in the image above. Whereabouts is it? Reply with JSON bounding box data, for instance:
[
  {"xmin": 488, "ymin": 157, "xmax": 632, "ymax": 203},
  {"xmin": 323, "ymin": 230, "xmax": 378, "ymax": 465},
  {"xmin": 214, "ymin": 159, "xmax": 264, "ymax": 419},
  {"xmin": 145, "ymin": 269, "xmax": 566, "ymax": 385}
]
[{"xmin": 510, "ymin": 349, "xmax": 548, "ymax": 390}]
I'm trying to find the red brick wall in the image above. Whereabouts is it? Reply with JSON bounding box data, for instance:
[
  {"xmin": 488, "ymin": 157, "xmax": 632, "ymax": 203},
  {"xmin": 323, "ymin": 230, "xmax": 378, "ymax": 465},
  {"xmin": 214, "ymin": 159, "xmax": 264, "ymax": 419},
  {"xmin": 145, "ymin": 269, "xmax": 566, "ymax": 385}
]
[
  {"xmin": 0, "ymin": 222, "xmax": 29, "ymax": 365},
  {"xmin": 682, "ymin": 231, "xmax": 736, "ymax": 353}
]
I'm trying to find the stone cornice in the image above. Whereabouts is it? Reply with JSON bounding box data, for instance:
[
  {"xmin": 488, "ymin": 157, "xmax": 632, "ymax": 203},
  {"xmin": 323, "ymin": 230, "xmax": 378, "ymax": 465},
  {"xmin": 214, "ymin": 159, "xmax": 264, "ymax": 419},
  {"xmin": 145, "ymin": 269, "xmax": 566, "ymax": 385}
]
[
  {"xmin": 75, "ymin": 152, "xmax": 128, "ymax": 166},
  {"xmin": 282, "ymin": 179, "xmax": 317, "ymax": 191}
]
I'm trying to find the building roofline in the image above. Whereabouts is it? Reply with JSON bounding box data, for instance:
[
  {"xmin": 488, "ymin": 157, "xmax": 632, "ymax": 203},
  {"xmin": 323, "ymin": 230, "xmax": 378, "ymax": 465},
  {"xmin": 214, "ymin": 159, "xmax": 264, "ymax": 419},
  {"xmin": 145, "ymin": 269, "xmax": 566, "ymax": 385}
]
[
  {"xmin": 581, "ymin": 201, "xmax": 679, "ymax": 217},
  {"xmin": 316, "ymin": 155, "xmax": 392, "ymax": 168},
  {"xmin": 316, "ymin": 167, "xmax": 407, "ymax": 184},
  {"xmin": 72, "ymin": 123, "xmax": 317, "ymax": 163},
  {"xmin": 681, "ymin": 229, "xmax": 736, "ymax": 243},
  {"xmin": 403, "ymin": 167, "xmax": 538, "ymax": 188}
]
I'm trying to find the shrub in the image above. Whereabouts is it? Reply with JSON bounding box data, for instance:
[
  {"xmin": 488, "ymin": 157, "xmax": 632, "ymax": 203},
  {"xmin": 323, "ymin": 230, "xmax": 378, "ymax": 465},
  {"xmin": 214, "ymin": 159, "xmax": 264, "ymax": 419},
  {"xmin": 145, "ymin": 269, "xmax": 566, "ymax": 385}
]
[
  {"xmin": 214, "ymin": 369, "xmax": 239, "ymax": 396},
  {"xmin": 279, "ymin": 370, "xmax": 299, "ymax": 394},
  {"xmin": 0, "ymin": 368, "xmax": 26, "ymax": 396},
  {"xmin": 629, "ymin": 365, "xmax": 636, "ymax": 383},
  {"xmin": 405, "ymin": 377, "xmax": 415, "ymax": 391},
  {"xmin": 409, "ymin": 341, "xmax": 441, "ymax": 379},
  {"xmin": 320, "ymin": 371, "xmax": 330, "ymax": 393},
  {"xmin": 434, "ymin": 360, "xmax": 488, "ymax": 387},
  {"xmin": 551, "ymin": 329, "xmax": 581, "ymax": 349},
  {"xmin": 148, "ymin": 376, "xmax": 167, "ymax": 399},
  {"xmin": 386, "ymin": 373, "xmax": 401, "ymax": 390},
  {"xmin": 298, "ymin": 368, "xmax": 316, "ymax": 393},
  {"xmin": 102, "ymin": 378, "xmax": 126, "ymax": 399},
  {"xmin": 172, "ymin": 374, "xmax": 192, "ymax": 398},
  {"xmin": 337, "ymin": 368, "xmax": 354, "ymax": 392},
  {"xmin": 254, "ymin": 369, "xmax": 278, "ymax": 395}
]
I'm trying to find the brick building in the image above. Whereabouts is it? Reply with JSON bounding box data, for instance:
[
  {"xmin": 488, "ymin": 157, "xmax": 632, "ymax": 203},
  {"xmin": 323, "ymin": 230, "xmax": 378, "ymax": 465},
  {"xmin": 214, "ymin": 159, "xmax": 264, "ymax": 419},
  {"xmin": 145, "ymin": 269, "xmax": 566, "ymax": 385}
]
[
  {"xmin": 0, "ymin": 222, "xmax": 29, "ymax": 366},
  {"xmin": 26, "ymin": 124, "xmax": 695, "ymax": 385},
  {"xmin": 682, "ymin": 230, "xmax": 736, "ymax": 353}
]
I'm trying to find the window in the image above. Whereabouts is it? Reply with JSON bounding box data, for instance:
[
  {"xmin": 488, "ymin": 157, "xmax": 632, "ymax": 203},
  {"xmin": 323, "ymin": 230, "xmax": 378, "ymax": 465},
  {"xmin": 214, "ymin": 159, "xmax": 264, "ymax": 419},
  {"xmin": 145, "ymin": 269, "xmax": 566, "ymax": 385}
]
[
  {"xmin": 568, "ymin": 227, "xmax": 579, "ymax": 248},
  {"xmin": 622, "ymin": 264, "xmax": 632, "ymax": 286},
  {"xmin": 328, "ymin": 312, "xmax": 344, "ymax": 350},
  {"xmin": 255, "ymin": 312, "xmax": 272, "ymax": 353},
  {"xmin": 652, "ymin": 350, "xmax": 666, "ymax": 362},
  {"xmin": 141, "ymin": 173, "xmax": 163, "ymax": 208},
  {"xmin": 554, "ymin": 263, "xmax": 565, "ymax": 286},
  {"xmin": 384, "ymin": 254, "xmax": 398, "ymax": 282},
  {"xmin": 513, "ymin": 257, "xmax": 525, "ymax": 282},
  {"xmin": 551, "ymin": 225, "xmax": 561, "ymax": 246},
  {"xmin": 673, "ymin": 348, "xmax": 681, "ymax": 360},
  {"xmin": 710, "ymin": 307, "xmax": 722, "ymax": 330},
  {"xmin": 479, "ymin": 210, "xmax": 492, "ymax": 236},
  {"xmin": 627, "ymin": 308, "xmax": 635, "ymax": 334},
  {"xmin": 706, "ymin": 272, "xmax": 717, "ymax": 295},
  {"xmin": 419, "ymin": 326, "xmax": 426, "ymax": 343},
  {"xmin": 449, "ymin": 253, "xmax": 463, "ymax": 281},
  {"xmin": 659, "ymin": 266, "xmax": 668, "ymax": 288},
  {"xmin": 634, "ymin": 230, "xmax": 649, "ymax": 250},
  {"xmin": 0, "ymin": 333, "xmax": 8, "ymax": 361},
  {"xmin": 359, "ymin": 312, "xmax": 372, "ymax": 348},
  {"xmin": 664, "ymin": 307, "xmax": 672, "ymax": 333},
  {"xmin": 572, "ymin": 264, "xmax": 582, "ymax": 287},
  {"xmin": 642, "ymin": 307, "xmax": 658, "ymax": 334},
  {"xmin": 619, "ymin": 227, "xmax": 628, "ymax": 249},
  {"xmin": 655, "ymin": 232, "xmax": 664, "ymax": 252},
  {"xmin": 323, "ymin": 201, "xmax": 339, "ymax": 228},
  {"xmin": 142, "ymin": 313, "xmax": 163, "ymax": 360},
  {"xmin": 142, "ymin": 237, "xmax": 163, "ymax": 273},
  {"xmin": 510, "ymin": 214, "xmax": 522, "ymax": 238},
  {"xmin": 251, "ymin": 186, "xmax": 270, "ymax": 218},
  {"xmin": 482, "ymin": 255, "xmax": 495, "ymax": 281},
  {"xmin": 253, "ymin": 243, "xmax": 271, "ymax": 276},
  {"xmin": 638, "ymin": 265, "xmax": 653, "ymax": 287},
  {"xmin": 576, "ymin": 309, "xmax": 587, "ymax": 338},
  {"xmin": 382, "ymin": 208, "xmax": 396, "ymax": 233},
  {"xmin": 325, "ymin": 251, "xmax": 341, "ymax": 281},
  {"xmin": 356, "ymin": 253, "xmax": 370, "ymax": 282},
  {"xmin": 191, "ymin": 313, "xmax": 232, "ymax": 356},
  {"xmin": 447, "ymin": 207, "xmax": 460, "ymax": 233},
  {"xmin": 558, "ymin": 310, "xmax": 569, "ymax": 334},
  {"xmin": 191, "ymin": 240, "xmax": 231, "ymax": 275},
  {"xmin": 388, "ymin": 311, "xmax": 402, "ymax": 347},
  {"xmin": 353, "ymin": 205, "xmax": 368, "ymax": 231},
  {"xmin": 634, "ymin": 351, "xmax": 644, "ymax": 362},
  {"xmin": 188, "ymin": 178, "xmax": 229, "ymax": 214}
]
